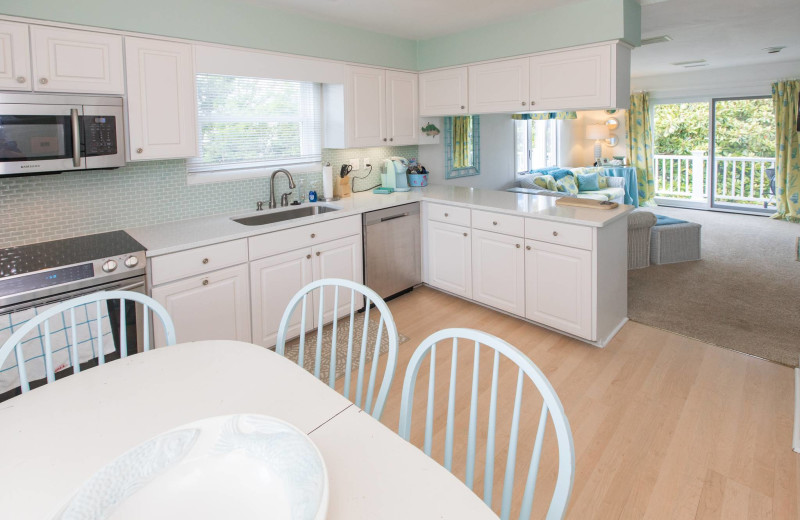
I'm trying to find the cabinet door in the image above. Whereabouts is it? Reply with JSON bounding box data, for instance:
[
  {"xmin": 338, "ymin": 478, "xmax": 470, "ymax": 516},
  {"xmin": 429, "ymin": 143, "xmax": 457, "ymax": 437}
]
[
  {"xmin": 30, "ymin": 25, "xmax": 124, "ymax": 94},
  {"xmin": 472, "ymin": 230, "xmax": 525, "ymax": 316},
  {"xmin": 525, "ymin": 240, "xmax": 592, "ymax": 339},
  {"xmin": 151, "ymin": 264, "xmax": 251, "ymax": 347},
  {"xmin": 468, "ymin": 58, "xmax": 529, "ymax": 114},
  {"xmin": 529, "ymin": 45, "xmax": 611, "ymax": 111},
  {"xmin": 250, "ymin": 248, "xmax": 314, "ymax": 348},
  {"xmin": 312, "ymin": 234, "xmax": 364, "ymax": 325},
  {"xmin": 346, "ymin": 65, "xmax": 385, "ymax": 147},
  {"xmin": 419, "ymin": 67, "xmax": 468, "ymax": 117},
  {"xmin": 125, "ymin": 37, "xmax": 197, "ymax": 161},
  {"xmin": 426, "ymin": 220, "xmax": 472, "ymax": 298},
  {"xmin": 0, "ymin": 21, "xmax": 31, "ymax": 91},
  {"xmin": 385, "ymin": 70, "xmax": 418, "ymax": 146}
]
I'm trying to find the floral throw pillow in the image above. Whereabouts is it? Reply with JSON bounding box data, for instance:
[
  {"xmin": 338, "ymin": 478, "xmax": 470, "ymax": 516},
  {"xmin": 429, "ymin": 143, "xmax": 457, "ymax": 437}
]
[
  {"xmin": 556, "ymin": 175, "xmax": 579, "ymax": 195},
  {"xmin": 598, "ymin": 175, "xmax": 609, "ymax": 189},
  {"xmin": 533, "ymin": 174, "xmax": 557, "ymax": 191}
]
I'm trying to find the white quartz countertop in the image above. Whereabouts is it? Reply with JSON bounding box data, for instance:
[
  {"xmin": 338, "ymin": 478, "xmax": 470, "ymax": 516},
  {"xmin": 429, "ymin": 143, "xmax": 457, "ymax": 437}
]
[{"xmin": 127, "ymin": 185, "xmax": 633, "ymax": 257}]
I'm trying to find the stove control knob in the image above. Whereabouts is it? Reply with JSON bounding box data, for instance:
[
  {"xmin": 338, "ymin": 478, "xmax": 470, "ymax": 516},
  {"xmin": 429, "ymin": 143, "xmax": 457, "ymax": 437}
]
[
  {"xmin": 124, "ymin": 256, "xmax": 139, "ymax": 268},
  {"xmin": 102, "ymin": 260, "xmax": 118, "ymax": 273}
]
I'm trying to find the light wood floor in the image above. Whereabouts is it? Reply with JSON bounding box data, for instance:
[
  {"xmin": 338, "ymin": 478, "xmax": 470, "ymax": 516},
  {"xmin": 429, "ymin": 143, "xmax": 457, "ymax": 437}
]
[{"xmin": 373, "ymin": 286, "xmax": 799, "ymax": 520}]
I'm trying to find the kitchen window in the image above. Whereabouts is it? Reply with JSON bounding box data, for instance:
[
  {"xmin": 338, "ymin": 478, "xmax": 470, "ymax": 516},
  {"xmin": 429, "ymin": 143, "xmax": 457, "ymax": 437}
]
[
  {"xmin": 514, "ymin": 118, "xmax": 558, "ymax": 173},
  {"xmin": 188, "ymin": 74, "xmax": 322, "ymax": 183}
]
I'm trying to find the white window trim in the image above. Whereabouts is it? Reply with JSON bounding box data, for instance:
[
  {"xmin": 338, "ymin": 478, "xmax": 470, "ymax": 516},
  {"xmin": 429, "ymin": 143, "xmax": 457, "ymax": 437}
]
[
  {"xmin": 514, "ymin": 119, "xmax": 560, "ymax": 174},
  {"xmin": 186, "ymin": 161, "xmax": 321, "ymax": 185}
]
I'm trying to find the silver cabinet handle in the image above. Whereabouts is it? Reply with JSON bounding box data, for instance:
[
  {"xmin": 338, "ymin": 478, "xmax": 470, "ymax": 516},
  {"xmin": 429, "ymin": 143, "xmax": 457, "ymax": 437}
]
[
  {"xmin": 444, "ymin": 213, "xmax": 449, "ymax": 217},
  {"xmin": 202, "ymin": 258, "xmax": 209, "ymax": 264},
  {"xmin": 516, "ymin": 244, "xmax": 521, "ymax": 248},
  {"xmin": 530, "ymin": 101, "xmax": 536, "ymax": 106},
  {"xmin": 383, "ymin": 138, "xmax": 388, "ymax": 142},
  {"xmin": 492, "ymin": 221, "xmax": 498, "ymax": 225},
  {"xmin": 389, "ymin": 137, "xmax": 393, "ymax": 142},
  {"xmin": 552, "ymin": 231, "xmax": 558, "ymax": 237},
  {"xmin": 521, "ymin": 101, "xmax": 526, "ymax": 106},
  {"xmin": 316, "ymin": 251, "xmax": 321, "ymax": 256},
  {"xmin": 460, "ymin": 105, "xmax": 465, "ymax": 110},
  {"xmin": 463, "ymin": 232, "xmax": 468, "ymax": 237},
  {"xmin": 306, "ymin": 254, "xmax": 311, "ymax": 259},
  {"xmin": 70, "ymin": 108, "xmax": 81, "ymax": 167},
  {"xmin": 39, "ymin": 77, "xmax": 48, "ymax": 85},
  {"xmin": 310, "ymin": 233, "xmax": 316, "ymax": 238},
  {"xmin": 136, "ymin": 148, "xmax": 143, "ymax": 154},
  {"xmin": 526, "ymin": 245, "xmax": 531, "ymax": 250},
  {"xmin": 16, "ymin": 76, "xmax": 25, "ymax": 84},
  {"xmin": 202, "ymin": 279, "xmax": 209, "ymax": 286}
]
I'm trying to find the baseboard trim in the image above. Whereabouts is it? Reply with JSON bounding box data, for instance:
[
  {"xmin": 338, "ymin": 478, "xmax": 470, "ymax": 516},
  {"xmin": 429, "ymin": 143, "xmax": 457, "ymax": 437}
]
[{"xmin": 794, "ymin": 366, "xmax": 800, "ymax": 453}]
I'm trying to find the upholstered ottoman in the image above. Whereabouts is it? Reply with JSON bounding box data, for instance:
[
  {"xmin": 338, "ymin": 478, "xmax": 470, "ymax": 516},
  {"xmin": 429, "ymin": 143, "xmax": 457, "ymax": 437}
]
[{"xmin": 650, "ymin": 218, "xmax": 702, "ymax": 265}]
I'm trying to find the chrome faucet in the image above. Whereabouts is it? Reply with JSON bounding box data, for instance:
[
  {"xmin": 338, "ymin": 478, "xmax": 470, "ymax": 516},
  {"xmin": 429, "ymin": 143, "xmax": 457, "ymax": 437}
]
[{"xmin": 268, "ymin": 168, "xmax": 297, "ymax": 209}]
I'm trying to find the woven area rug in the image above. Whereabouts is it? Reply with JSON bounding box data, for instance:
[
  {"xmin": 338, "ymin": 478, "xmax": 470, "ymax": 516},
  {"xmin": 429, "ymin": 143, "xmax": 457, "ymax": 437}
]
[
  {"xmin": 283, "ymin": 314, "xmax": 408, "ymax": 383},
  {"xmin": 628, "ymin": 206, "xmax": 800, "ymax": 366}
]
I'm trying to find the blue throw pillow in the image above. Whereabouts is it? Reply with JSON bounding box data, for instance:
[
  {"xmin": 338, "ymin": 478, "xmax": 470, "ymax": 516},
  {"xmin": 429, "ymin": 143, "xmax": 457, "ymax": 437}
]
[
  {"xmin": 577, "ymin": 172, "xmax": 600, "ymax": 191},
  {"xmin": 550, "ymin": 168, "xmax": 574, "ymax": 181}
]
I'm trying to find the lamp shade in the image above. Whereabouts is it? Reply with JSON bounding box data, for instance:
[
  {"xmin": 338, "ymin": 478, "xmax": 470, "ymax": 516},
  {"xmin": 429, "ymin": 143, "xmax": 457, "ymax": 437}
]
[{"xmin": 585, "ymin": 124, "xmax": 610, "ymax": 140}]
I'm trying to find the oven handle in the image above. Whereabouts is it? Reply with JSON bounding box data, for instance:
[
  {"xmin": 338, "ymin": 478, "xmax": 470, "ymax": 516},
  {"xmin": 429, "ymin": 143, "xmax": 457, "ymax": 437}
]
[
  {"xmin": 117, "ymin": 281, "xmax": 145, "ymax": 292},
  {"xmin": 0, "ymin": 278, "xmax": 145, "ymax": 315},
  {"xmin": 70, "ymin": 108, "xmax": 81, "ymax": 167}
]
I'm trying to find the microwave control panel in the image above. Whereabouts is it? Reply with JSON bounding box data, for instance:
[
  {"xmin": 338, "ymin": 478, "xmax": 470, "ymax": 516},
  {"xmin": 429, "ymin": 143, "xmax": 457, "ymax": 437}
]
[{"xmin": 83, "ymin": 116, "xmax": 118, "ymax": 156}]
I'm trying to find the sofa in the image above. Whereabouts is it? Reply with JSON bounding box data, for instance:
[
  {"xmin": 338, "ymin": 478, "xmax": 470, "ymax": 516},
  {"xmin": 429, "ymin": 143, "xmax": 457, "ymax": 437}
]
[{"xmin": 511, "ymin": 166, "xmax": 626, "ymax": 205}]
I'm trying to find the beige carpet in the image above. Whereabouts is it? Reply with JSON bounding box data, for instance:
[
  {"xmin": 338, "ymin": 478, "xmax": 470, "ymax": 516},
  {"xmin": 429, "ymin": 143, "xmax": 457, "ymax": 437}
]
[
  {"xmin": 283, "ymin": 314, "xmax": 408, "ymax": 383},
  {"xmin": 628, "ymin": 206, "xmax": 800, "ymax": 366}
]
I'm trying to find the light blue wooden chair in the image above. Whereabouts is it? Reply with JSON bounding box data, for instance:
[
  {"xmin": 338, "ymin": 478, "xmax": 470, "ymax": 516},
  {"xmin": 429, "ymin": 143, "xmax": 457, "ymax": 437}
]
[
  {"xmin": 0, "ymin": 291, "xmax": 176, "ymax": 393},
  {"xmin": 398, "ymin": 328, "xmax": 575, "ymax": 520},
  {"xmin": 276, "ymin": 278, "xmax": 399, "ymax": 420}
]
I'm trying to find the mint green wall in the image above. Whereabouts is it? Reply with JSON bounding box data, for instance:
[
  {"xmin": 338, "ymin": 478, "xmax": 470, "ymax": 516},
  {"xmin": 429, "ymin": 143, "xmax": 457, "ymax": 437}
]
[
  {"xmin": 416, "ymin": 0, "xmax": 640, "ymax": 70},
  {"xmin": 0, "ymin": 0, "xmax": 418, "ymax": 70}
]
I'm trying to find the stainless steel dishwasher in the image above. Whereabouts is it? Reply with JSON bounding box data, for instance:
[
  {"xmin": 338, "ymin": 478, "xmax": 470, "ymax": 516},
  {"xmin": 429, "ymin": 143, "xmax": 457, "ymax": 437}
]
[{"xmin": 363, "ymin": 203, "xmax": 421, "ymax": 299}]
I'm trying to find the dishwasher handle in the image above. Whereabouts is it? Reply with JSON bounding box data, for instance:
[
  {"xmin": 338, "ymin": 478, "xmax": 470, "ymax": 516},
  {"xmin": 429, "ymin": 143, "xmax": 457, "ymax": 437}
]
[{"xmin": 380, "ymin": 212, "xmax": 409, "ymax": 222}]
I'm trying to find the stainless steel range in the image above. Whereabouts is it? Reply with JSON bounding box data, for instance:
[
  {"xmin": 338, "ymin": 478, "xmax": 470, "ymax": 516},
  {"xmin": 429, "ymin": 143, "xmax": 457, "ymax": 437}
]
[{"xmin": 0, "ymin": 231, "xmax": 146, "ymax": 312}]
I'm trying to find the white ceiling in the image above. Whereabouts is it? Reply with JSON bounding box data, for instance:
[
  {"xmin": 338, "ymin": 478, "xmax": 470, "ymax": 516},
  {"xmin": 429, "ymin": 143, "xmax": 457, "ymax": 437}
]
[
  {"xmin": 633, "ymin": 0, "xmax": 800, "ymax": 77},
  {"xmin": 237, "ymin": 0, "xmax": 586, "ymax": 40}
]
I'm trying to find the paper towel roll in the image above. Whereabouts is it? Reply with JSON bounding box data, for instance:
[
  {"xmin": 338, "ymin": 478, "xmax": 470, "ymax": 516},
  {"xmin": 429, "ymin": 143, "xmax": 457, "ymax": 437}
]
[{"xmin": 322, "ymin": 164, "xmax": 334, "ymax": 200}]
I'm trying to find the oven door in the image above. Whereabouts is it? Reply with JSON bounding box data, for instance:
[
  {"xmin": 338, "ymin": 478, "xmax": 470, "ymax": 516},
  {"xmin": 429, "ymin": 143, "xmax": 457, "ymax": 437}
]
[{"xmin": 0, "ymin": 103, "xmax": 84, "ymax": 176}]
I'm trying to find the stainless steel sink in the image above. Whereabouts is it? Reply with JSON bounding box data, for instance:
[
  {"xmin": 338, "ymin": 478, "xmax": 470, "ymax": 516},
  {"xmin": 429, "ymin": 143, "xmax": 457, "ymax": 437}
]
[{"xmin": 232, "ymin": 205, "xmax": 339, "ymax": 226}]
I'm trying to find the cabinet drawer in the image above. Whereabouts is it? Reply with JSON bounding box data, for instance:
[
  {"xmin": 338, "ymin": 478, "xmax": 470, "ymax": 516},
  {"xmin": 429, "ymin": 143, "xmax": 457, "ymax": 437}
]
[
  {"xmin": 471, "ymin": 209, "xmax": 524, "ymax": 237},
  {"xmin": 426, "ymin": 203, "xmax": 470, "ymax": 227},
  {"xmin": 151, "ymin": 239, "xmax": 248, "ymax": 286},
  {"xmin": 525, "ymin": 219, "xmax": 593, "ymax": 250},
  {"xmin": 249, "ymin": 214, "xmax": 361, "ymax": 260}
]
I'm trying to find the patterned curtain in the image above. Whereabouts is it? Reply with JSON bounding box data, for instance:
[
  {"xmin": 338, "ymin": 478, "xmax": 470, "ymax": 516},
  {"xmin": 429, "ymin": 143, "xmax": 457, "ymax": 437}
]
[
  {"xmin": 771, "ymin": 80, "xmax": 800, "ymax": 223},
  {"xmin": 627, "ymin": 92, "xmax": 657, "ymax": 206},
  {"xmin": 453, "ymin": 116, "xmax": 472, "ymax": 168},
  {"xmin": 511, "ymin": 112, "xmax": 577, "ymax": 120}
]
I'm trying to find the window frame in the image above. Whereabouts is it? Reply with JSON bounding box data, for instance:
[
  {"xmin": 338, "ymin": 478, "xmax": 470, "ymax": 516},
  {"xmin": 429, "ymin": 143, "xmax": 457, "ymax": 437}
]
[{"xmin": 514, "ymin": 118, "xmax": 559, "ymax": 174}]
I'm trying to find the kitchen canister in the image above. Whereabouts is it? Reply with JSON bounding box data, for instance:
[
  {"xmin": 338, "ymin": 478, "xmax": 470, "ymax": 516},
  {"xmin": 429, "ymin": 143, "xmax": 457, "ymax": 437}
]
[{"xmin": 407, "ymin": 172, "xmax": 428, "ymax": 187}]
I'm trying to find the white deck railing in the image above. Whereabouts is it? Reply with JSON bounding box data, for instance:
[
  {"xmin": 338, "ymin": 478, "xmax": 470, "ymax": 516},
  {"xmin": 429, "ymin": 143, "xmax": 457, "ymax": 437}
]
[{"xmin": 654, "ymin": 153, "xmax": 776, "ymax": 205}]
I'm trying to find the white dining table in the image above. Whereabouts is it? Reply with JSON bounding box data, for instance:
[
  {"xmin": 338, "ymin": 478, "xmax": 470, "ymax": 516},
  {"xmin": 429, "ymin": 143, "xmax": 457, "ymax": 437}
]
[{"xmin": 0, "ymin": 340, "xmax": 498, "ymax": 520}]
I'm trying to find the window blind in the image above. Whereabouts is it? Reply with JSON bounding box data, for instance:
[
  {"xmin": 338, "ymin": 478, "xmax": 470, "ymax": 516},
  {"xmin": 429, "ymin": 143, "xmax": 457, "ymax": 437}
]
[{"xmin": 188, "ymin": 74, "xmax": 322, "ymax": 176}]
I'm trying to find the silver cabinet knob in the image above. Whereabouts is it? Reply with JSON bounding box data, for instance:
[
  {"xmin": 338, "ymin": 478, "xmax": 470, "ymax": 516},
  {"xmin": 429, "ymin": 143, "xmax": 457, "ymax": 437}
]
[
  {"xmin": 516, "ymin": 244, "xmax": 521, "ymax": 248},
  {"xmin": 136, "ymin": 148, "xmax": 143, "ymax": 154},
  {"xmin": 552, "ymin": 231, "xmax": 558, "ymax": 236},
  {"xmin": 101, "ymin": 260, "xmax": 118, "ymax": 273},
  {"xmin": 526, "ymin": 245, "xmax": 531, "ymax": 250},
  {"xmin": 316, "ymin": 251, "xmax": 321, "ymax": 256},
  {"xmin": 460, "ymin": 105, "xmax": 465, "ymax": 110},
  {"xmin": 530, "ymin": 101, "xmax": 536, "ymax": 106},
  {"xmin": 202, "ymin": 279, "xmax": 209, "ymax": 286},
  {"xmin": 202, "ymin": 258, "xmax": 209, "ymax": 264},
  {"xmin": 310, "ymin": 233, "xmax": 316, "ymax": 238},
  {"xmin": 124, "ymin": 256, "xmax": 139, "ymax": 268},
  {"xmin": 444, "ymin": 213, "xmax": 449, "ymax": 217},
  {"xmin": 389, "ymin": 137, "xmax": 393, "ymax": 142},
  {"xmin": 39, "ymin": 78, "xmax": 48, "ymax": 85},
  {"xmin": 306, "ymin": 254, "xmax": 311, "ymax": 259},
  {"xmin": 16, "ymin": 76, "xmax": 25, "ymax": 84},
  {"xmin": 492, "ymin": 221, "xmax": 498, "ymax": 225},
  {"xmin": 383, "ymin": 138, "xmax": 388, "ymax": 142},
  {"xmin": 463, "ymin": 232, "xmax": 468, "ymax": 237},
  {"xmin": 521, "ymin": 101, "xmax": 526, "ymax": 106}
]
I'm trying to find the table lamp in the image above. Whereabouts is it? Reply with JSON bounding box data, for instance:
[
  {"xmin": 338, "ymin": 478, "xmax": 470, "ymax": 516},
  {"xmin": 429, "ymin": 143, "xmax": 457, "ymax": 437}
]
[{"xmin": 585, "ymin": 124, "xmax": 610, "ymax": 166}]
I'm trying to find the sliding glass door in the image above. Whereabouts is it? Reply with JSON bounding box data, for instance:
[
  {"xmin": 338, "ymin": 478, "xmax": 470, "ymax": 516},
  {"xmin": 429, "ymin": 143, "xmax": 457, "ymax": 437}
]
[{"xmin": 652, "ymin": 97, "xmax": 776, "ymax": 214}]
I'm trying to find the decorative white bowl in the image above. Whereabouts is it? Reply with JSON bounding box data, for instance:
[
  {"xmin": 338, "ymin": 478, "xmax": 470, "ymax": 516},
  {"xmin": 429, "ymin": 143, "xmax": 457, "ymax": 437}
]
[{"xmin": 56, "ymin": 414, "xmax": 329, "ymax": 520}]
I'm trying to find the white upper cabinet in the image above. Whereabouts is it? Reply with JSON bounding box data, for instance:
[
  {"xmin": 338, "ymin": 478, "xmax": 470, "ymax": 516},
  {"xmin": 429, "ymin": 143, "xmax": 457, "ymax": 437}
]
[
  {"xmin": 345, "ymin": 65, "xmax": 386, "ymax": 148},
  {"xmin": 468, "ymin": 58, "xmax": 530, "ymax": 114},
  {"xmin": 0, "ymin": 21, "xmax": 31, "ymax": 91},
  {"xmin": 385, "ymin": 70, "xmax": 418, "ymax": 146},
  {"xmin": 529, "ymin": 42, "xmax": 629, "ymax": 111},
  {"xmin": 125, "ymin": 37, "xmax": 197, "ymax": 161},
  {"xmin": 419, "ymin": 67, "xmax": 468, "ymax": 117},
  {"xmin": 30, "ymin": 25, "xmax": 124, "ymax": 94}
]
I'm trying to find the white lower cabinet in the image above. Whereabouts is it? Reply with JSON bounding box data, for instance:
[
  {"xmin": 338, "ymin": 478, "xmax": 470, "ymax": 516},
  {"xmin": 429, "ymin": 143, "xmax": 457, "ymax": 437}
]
[
  {"xmin": 151, "ymin": 263, "xmax": 251, "ymax": 346},
  {"xmin": 250, "ymin": 248, "xmax": 314, "ymax": 349},
  {"xmin": 471, "ymin": 229, "xmax": 525, "ymax": 316},
  {"xmin": 250, "ymin": 233, "xmax": 363, "ymax": 348},
  {"xmin": 524, "ymin": 239, "xmax": 592, "ymax": 340},
  {"xmin": 426, "ymin": 220, "xmax": 472, "ymax": 298}
]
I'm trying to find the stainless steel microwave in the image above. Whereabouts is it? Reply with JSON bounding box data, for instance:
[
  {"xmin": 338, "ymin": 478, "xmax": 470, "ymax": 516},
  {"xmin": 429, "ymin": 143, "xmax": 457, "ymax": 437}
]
[{"xmin": 0, "ymin": 93, "xmax": 125, "ymax": 176}]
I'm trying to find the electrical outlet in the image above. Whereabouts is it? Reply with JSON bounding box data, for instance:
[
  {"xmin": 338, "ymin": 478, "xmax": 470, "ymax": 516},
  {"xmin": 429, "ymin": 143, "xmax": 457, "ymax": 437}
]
[
  {"xmin": 349, "ymin": 158, "xmax": 359, "ymax": 170},
  {"xmin": 363, "ymin": 158, "xmax": 371, "ymax": 168}
]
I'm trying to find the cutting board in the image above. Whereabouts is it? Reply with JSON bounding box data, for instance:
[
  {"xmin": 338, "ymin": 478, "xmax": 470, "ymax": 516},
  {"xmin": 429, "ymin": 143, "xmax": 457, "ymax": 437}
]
[{"xmin": 555, "ymin": 197, "xmax": 618, "ymax": 210}]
